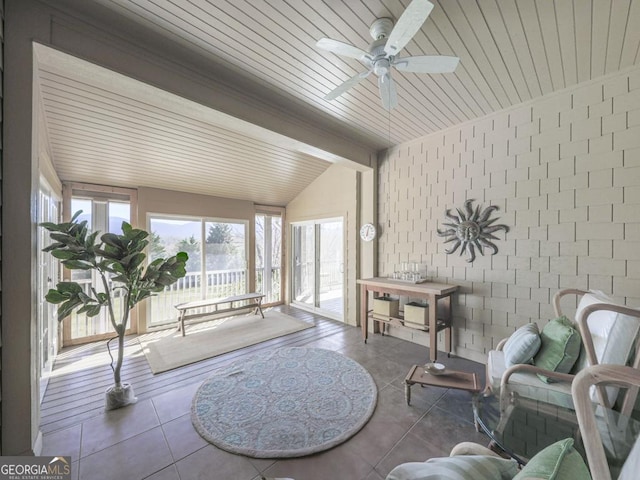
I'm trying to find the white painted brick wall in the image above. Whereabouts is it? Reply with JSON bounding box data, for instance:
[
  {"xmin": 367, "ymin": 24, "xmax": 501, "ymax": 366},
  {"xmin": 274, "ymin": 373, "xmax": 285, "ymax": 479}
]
[
  {"xmin": 603, "ymin": 112, "xmax": 627, "ymax": 134},
  {"xmin": 615, "ymin": 125, "xmax": 640, "ymax": 150},
  {"xmin": 576, "ymin": 150, "xmax": 623, "ymax": 172},
  {"xmin": 378, "ymin": 65, "xmax": 640, "ymax": 364},
  {"xmin": 588, "ymin": 205, "xmax": 613, "ymax": 223}
]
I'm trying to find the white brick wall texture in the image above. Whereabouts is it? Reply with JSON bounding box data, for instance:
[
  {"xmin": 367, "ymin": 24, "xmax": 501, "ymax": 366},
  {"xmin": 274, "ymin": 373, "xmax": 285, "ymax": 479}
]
[{"xmin": 378, "ymin": 65, "xmax": 640, "ymax": 363}]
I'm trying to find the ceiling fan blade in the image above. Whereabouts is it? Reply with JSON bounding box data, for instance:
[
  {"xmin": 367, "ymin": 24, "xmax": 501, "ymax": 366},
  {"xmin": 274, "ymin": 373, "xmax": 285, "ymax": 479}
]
[
  {"xmin": 384, "ymin": 0, "xmax": 434, "ymax": 56},
  {"xmin": 378, "ymin": 73, "xmax": 398, "ymax": 111},
  {"xmin": 394, "ymin": 55, "xmax": 459, "ymax": 73},
  {"xmin": 316, "ymin": 38, "xmax": 369, "ymax": 60},
  {"xmin": 324, "ymin": 71, "xmax": 371, "ymax": 100}
]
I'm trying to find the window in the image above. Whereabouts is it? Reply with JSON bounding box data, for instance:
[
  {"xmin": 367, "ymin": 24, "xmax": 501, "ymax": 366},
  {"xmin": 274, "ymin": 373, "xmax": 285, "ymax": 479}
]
[
  {"xmin": 68, "ymin": 197, "xmax": 132, "ymax": 340},
  {"xmin": 147, "ymin": 215, "xmax": 248, "ymax": 327},
  {"xmin": 255, "ymin": 212, "xmax": 283, "ymax": 304}
]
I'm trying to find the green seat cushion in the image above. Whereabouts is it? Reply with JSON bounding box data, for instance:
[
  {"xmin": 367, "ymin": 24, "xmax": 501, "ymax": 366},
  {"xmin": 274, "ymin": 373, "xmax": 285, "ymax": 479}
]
[
  {"xmin": 513, "ymin": 438, "xmax": 591, "ymax": 480},
  {"xmin": 503, "ymin": 323, "xmax": 541, "ymax": 367},
  {"xmin": 386, "ymin": 455, "xmax": 519, "ymax": 480},
  {"xmin": 533, "ymin": 316, "xmax": 582, "ymax": 383}
]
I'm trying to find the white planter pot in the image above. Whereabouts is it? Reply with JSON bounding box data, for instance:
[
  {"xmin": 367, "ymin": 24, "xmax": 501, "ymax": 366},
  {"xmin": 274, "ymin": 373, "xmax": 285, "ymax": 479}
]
[{"xmin": 105, "ymin": 383, "xmax": 138, "ymax": 410}]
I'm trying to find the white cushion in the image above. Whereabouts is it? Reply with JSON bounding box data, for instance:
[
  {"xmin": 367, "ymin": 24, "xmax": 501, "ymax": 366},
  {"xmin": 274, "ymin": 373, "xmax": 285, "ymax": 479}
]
[
  {"xmin": 385, "ymin": 455, "xmax": 519, "ymax": 480},
  {"xmin": 487, "ymin": 350, "xmax": 574, "ymax": 409},
  {"xmin": 487, "ymin": 349, "xmax": 505, "ymax": 392},
  {"xmin": 503, "ymin": 323, "xmax": 541, "ymax": 368},
  {"xmin": 618, "ymin": 434, "xmax": 640, "ymax": 480},
  {"xmin": 574, "ymin": 291, "xmax": 640, "ymax": 404}
]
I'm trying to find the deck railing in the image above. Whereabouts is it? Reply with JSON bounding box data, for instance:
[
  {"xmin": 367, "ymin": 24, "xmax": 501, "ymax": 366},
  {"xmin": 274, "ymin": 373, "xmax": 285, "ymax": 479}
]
[
  {"xmin": 149, "ymin": 269, "xmax": 247, "ymax": 326},
  {"xmin": 293, "ymin": 261, "xmax": 343, "ymax": 301},
  {"xmin": 148, "ymin": 267, "xmax": 284, "ymax": 326},
  {"xmin": 69, "ymin": 277, "xmax": 125, "ymax": 339},
  {"xmin": 255, "ymin": 267, "xmax": 282, "ymax": 304},
  {"xmin": 69, "ymin": 263, "xmax": 342, "ymax": 335}
]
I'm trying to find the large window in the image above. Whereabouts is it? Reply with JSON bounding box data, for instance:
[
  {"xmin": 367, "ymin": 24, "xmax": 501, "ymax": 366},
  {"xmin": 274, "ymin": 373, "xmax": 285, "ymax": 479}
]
[{"xmin": 147, "ymin": 215, "xmax": 248, "ymax": 327}]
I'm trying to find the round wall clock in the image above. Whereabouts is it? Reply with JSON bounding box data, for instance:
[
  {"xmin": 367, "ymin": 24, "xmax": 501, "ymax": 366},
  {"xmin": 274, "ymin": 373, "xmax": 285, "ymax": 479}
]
[{"xmin": 360, "ymin": 223, "xmax": 377, "ymax": 242}]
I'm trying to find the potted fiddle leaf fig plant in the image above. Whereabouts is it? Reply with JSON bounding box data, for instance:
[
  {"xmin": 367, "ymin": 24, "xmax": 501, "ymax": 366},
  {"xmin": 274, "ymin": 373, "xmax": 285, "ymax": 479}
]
[{"xmin": 41, "ymin": 210, "xmax": 188, "ymax": 410}]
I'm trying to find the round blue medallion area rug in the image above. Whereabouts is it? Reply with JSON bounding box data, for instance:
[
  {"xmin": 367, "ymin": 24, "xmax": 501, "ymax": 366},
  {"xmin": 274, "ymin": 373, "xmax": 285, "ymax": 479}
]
[{"xmin": 191, "ymin": 346, "xmax": 377, "ymax": 458}]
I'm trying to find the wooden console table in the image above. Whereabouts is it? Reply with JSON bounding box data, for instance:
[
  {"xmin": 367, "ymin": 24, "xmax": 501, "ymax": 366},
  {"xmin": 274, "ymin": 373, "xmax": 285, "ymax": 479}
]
[{"xmin": 357, "ymin": 277, "xmax": 459, "ymax": 362}]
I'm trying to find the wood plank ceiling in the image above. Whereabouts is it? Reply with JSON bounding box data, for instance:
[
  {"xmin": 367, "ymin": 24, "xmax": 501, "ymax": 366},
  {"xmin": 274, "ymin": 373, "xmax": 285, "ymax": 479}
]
[
  {"xmin": 90, "ymin": 0, "xmax": 640, "ymax": 143},
  {"xmin": 37, "ymin": 0, "xmax": 640, "ymax": 203},
  {"xmin": 36, "ymin": 47, "xmax": 332, "ymax": 206}
]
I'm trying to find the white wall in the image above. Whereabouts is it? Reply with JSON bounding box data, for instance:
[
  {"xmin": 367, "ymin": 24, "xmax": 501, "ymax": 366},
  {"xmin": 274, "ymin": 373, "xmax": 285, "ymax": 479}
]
[
  {"xmin": 3, "ymin": 0, "xmax": 47, "ymax": 454},
  {"xmin": 379, "ymin": 65, "xmax": 640, "ymax": 363}
]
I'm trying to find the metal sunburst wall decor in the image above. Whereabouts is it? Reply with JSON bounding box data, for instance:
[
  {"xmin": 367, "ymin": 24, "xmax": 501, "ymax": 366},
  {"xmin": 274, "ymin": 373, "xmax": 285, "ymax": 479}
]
[{"xmin": 436, "ymin": 199, "xmax": 510, "ymax": 263}]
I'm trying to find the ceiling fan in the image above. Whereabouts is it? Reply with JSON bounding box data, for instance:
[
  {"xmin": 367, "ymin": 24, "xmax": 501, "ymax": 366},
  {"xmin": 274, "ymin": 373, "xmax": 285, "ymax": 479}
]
[{"xmin": 316, "ymin": 0, "xmax": 459, "ymax": 110}]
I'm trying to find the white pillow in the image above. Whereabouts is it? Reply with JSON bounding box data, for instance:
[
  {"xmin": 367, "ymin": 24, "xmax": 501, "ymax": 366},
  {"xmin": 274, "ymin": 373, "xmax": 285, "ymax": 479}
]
[
  {"xmin": 574, "ymin": 291, "xmax": 640, "ymax": 404},
  {"xmin": 385, "ymin": 455, "xmax": 519, "ymax": 480},
  {"xmin": 618, "ymin": 434, "xmax": 640, "ymax": 480},
  {"xmin": 503, "ymin": 323, "xmax": 541, "ymax": 368}
]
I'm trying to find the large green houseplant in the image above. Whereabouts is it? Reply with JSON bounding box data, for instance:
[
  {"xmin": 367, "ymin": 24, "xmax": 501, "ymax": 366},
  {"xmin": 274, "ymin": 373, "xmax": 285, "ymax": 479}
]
[{"xmin": 41, "ymin": 211, "xmax": 188, "ymax": 410}]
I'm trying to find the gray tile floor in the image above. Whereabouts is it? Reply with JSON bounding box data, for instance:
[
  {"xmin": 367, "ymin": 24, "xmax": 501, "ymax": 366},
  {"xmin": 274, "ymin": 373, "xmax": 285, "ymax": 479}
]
[{"xmin": 41, "ymin": 312, "xmax": 488, "ymax": 480}]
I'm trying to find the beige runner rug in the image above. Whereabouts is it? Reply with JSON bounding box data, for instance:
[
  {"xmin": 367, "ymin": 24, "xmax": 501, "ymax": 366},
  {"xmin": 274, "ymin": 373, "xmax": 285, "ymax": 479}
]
[{"xmin": 139, "ymin": 311, "xmax": 314, "ymax": 374}]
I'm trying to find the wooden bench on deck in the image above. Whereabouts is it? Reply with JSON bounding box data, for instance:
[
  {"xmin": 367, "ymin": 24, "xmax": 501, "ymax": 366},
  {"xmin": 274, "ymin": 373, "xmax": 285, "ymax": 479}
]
[{"xmin": 174, "ymin": 292, "xmax": 265, "ymax": 336}]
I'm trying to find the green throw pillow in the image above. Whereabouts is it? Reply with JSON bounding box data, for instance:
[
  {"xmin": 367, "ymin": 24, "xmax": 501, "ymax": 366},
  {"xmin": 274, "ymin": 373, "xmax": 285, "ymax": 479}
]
[
  {"xmin": 533, "ymin": 316, "xmax": 582, "ymax": 383},
  {"xmin": 513, "ymin": 438, "xmax": 591, "ymax": 480}
]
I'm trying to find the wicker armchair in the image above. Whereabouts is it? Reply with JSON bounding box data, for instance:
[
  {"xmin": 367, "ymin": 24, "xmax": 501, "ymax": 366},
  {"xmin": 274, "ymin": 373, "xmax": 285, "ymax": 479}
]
[
  {"xmin": 486, "ymin": 289, "xmax": 640, "ymax": 412},
  {"xmin": 573, "ymin": 364, "xmax": 640, "ymax": 480}
]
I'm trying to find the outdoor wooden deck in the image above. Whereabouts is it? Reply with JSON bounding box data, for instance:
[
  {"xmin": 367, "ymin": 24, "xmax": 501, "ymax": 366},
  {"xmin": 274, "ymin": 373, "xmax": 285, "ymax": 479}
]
[{"xmin": 39, "ymin": 305, "xmax": 351, "ymax": 435}]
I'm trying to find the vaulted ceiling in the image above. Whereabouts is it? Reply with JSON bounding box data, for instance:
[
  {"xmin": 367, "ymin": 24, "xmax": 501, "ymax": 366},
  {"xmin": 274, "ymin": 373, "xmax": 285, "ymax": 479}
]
[
  {"xmin": 35, "ymin": 45, "xmax": 333, "ymax": 206},
  {"xmin": 36, "ymin": 0, "xmax": 640, "ymax": 204}
]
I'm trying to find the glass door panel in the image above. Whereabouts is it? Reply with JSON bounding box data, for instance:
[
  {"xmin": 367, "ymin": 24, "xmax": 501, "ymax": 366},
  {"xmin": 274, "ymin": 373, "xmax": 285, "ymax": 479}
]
[
  {"xmin": 204, "ymin": 221, "xmax": 247, "ymax": 299},
  {"xmin": 38, "ymin": 186, "xmax": 59, "ymax": 402},
  {"xmin": 318, "ymin": 221, "xmax": 344, "ymax": 317},
  {"xmin": 68, "ymin": 198, "xmax": 132, "ymax": 340},
  {"xmin": 292, "ymin": 223, "xmax": 315, "ymax": 307},
  {"xmin": 108, "ymin": 201, "xmax": 131, "ymax": 232},
  {"xmin": 291, "ymin": 219, "xmax": 344, "ymax": 320},
  {"xmin": 148, "ymin": 217, "xmax": 202, "ymax": 326},
  {"xmin": 256, "ymin": 213, "xmax": 282, "ymax": 304},
  {"xmin": 270, "ymin": 215, "xmax": 282, "ymax": 303}
]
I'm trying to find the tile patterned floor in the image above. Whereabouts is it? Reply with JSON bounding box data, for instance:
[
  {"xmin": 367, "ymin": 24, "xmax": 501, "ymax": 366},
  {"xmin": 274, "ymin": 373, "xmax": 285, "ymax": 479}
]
[{"xmin": 40, "ymin": 308, "xmax": 488, "ymax": 480}]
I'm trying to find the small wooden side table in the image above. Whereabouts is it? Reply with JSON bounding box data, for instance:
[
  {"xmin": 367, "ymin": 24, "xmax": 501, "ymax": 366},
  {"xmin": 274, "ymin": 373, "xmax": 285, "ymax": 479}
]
[{"xmin": 404, "ymin": 365, "xmax": 481, "ymax": 405}]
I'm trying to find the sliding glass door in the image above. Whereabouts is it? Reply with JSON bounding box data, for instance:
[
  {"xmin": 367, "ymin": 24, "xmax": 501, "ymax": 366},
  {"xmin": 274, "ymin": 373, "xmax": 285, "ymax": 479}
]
[
  {"xmin": 291, "ymin": 218, "xmax": 344, "ymax": 320},
  {"xmin": 147, "ymin": 216, "xmax": 248, "ymax": 327}
]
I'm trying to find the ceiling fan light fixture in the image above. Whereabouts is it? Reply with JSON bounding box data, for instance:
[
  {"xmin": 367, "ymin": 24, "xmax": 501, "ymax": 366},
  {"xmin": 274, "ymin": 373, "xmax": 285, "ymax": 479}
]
[
  {"xmin": 374, "ymin": 59, "xmax": 390, "ymax": 76},
  {"xmin": 316, "ymin": 0, "xmax": 458, "ymax": 110}
]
